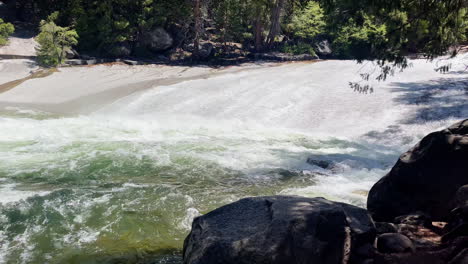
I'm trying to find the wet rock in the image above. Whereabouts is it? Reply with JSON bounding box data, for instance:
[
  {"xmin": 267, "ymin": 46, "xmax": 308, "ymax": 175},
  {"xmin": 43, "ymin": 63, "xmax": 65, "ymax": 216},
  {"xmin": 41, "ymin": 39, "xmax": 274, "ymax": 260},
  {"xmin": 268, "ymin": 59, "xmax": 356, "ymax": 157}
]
[
  {"xmin": 141, "ymin": 27, "xmax": 173, "ymax": 52},
  {"xmin": 377, "ymin": 233, "xmax": 415, "ymax": 254},
  {"xmin": 394, "ymin": 213, "xmax": 432, "ymax": 227},
  {"xmin": 307, "ymin": 157, "xmax": 334, "ymax": 169},
  {"xmin": 183, "ymin": 196, "xmax": 376, "ymax": 264},
  {"xmin": 267, "ymin": 169, "xmax": 307, "ymax": 180},
  {"xmin": 375, "ymin": 222, "xmax": 398, "ymax": 234},
  {"xmin": 455, "ymin": 185, "xmax": 468, "ymax": 207},
  {"xmin": 368, "ymin": 119, "xmax": 468, "ymax": 221}
]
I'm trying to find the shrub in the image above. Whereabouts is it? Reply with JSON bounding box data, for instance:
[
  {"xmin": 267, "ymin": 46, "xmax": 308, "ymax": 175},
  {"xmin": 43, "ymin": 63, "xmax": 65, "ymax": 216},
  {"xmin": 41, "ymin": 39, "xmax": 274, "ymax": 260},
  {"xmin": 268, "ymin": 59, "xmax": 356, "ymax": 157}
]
[
  {"xmin": 281, "ymin": 42, "xmax": 317, "ymax": 56},
  {"xmin": 287, "ymin": 1, "xmax": 326, "ymax": 40},
  {"xmin": 0, "ymin": 19, "xmax": 15, "ymax": 46},
  {"xmin": 36, "ymin": 12, "xmax": 79, "ymax": 66},
  {"xmin": 332, "ymin": 13, "xmax": 387, "ymax": 60}
]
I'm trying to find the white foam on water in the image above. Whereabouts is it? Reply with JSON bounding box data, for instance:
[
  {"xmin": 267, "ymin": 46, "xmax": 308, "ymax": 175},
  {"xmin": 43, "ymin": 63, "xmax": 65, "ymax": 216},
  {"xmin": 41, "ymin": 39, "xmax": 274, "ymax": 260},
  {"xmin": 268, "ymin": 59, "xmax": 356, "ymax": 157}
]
[
  {"xmin": 97, "ymin": 59, "xmax": 465, "ymax": 136},
  {"xmin": 0, "ymin": 182, "xmax": 51, "ymax": 205},
  {"xmin": 0, "ymin": 57, "xmax": 466, "ymax": 263},
  {"xmin": 179, "ymin": 208, "xmax": 201, "ymax": 231},
  {"xmin": 0, "ymin": 58, "xmax": 466, "ymax": 195},
  {"xmin": 95, "ymin": 56, "xmax": 466, "ymax": 206}
]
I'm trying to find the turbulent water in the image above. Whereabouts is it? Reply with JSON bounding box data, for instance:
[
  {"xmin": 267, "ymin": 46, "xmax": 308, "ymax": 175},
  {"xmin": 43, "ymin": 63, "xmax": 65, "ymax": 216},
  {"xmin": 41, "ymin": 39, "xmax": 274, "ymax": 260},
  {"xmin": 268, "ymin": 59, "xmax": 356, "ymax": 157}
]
[{"xmin": 0, "ymin": 58, "xmax": 467, "ymax": 264}]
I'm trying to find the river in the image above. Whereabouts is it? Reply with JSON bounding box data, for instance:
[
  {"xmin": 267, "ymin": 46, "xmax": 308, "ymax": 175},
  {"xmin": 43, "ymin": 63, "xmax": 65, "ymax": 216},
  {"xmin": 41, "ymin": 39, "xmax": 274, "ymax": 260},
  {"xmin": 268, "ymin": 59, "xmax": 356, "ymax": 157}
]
[{"xmin": 0, "ymin": 58, "xmax": 467, "ymax": 263}]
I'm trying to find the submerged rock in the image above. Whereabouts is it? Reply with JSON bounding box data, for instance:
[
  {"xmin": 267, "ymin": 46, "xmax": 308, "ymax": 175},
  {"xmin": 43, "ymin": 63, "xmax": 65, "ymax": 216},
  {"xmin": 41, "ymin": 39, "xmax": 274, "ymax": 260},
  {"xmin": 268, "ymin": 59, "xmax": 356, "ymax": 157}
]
[
  {"xmin": 306, "ymin": 157, "xmax": 334, "ymax": 169},
  {"xmin": 367, "ymin": 119, "xmax": 468, "ymax": 221},
  {"xmin": 183, "ymin": 196, "xmax": 375, "ymax": 264}
]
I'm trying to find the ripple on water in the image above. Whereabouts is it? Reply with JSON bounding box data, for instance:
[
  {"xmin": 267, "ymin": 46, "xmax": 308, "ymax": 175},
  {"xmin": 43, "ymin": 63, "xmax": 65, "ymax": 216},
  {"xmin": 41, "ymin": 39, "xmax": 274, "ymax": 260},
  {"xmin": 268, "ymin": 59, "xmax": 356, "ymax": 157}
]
[{"xmin": 1, "ymin": 57, "xmax": 466, "ymax": 263}]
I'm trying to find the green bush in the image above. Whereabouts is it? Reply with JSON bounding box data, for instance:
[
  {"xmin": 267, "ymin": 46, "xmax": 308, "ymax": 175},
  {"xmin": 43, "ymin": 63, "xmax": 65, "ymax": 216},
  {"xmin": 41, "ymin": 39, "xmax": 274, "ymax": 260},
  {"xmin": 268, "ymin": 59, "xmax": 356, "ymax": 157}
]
[
  {"xmin": 0, "ymin": 19, "xmax": 15, "ymax": 46},
  {"xmin": 281, "ymin": 42, "xmax": 316, "ymax": 56},
  {"xmin": 332, "ymin": 13, "xmax": 387, "ymax": 59},
  {"xmin": 287, "ymin": 1, "xmax": 326, "ymax": 40},
  {"xmin": 36, "ymin": 12, "xmax": 79, "ymax": 66}
]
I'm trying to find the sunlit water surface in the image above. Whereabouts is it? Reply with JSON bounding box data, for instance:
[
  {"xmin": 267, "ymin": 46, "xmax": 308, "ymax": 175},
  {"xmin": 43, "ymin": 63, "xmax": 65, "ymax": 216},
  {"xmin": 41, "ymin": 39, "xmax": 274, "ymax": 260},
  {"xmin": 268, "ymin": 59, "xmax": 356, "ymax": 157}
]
[{"xmin": 0, "ymin": 58, "xmax": 467, "ymax": 263}]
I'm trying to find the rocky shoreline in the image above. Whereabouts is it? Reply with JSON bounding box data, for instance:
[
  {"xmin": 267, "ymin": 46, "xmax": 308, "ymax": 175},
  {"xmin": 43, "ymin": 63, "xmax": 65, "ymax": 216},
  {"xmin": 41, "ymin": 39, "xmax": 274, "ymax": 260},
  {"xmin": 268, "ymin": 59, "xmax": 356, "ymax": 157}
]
[{"xmin": 183, "ymin": 119, "xmax": 468, "ymax": 264}]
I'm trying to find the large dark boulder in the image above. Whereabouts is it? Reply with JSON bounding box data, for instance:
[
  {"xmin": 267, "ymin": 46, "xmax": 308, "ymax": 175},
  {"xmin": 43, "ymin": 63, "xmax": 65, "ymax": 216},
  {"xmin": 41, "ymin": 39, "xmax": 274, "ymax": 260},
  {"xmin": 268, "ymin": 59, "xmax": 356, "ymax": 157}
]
[
  {"xmin": 183, "ymin": 196, "xmax": 376, "ymax": 264},
  {"xmin": 376, "ymin": 233, "xmax": 415, "ymax": 254},
  {"xmin": 141, "ymin": 27, "xmax": 173, "ymax": 52},
  {"xmin": 368, "ymin": 119, "xmax": 468, "ymax": 222}
]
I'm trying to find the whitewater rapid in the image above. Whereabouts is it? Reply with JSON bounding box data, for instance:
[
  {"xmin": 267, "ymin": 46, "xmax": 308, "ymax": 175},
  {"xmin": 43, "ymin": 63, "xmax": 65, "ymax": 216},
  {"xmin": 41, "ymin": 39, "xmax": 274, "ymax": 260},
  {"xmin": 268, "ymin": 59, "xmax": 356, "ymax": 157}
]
[{"xmin": 0, "ymin": 57, "xmax": 467, "ymax": 263}]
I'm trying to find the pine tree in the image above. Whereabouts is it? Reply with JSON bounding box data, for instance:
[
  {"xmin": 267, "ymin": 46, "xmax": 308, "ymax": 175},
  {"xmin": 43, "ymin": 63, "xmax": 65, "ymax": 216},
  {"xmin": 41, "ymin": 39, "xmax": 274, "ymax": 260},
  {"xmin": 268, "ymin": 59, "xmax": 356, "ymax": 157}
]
[{"xmin": 36, "ymin": 12, "xmax": 79, "ymax": 66}]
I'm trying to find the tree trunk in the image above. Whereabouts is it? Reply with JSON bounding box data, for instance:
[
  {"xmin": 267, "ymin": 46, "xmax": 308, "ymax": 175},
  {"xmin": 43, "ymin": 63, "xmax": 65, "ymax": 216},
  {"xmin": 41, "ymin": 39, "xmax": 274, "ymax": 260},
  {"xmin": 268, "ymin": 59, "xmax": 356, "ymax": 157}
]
[
  {"xmin": 193, "ymin": 0, "xmax": 201, "ymax": 58},
  {"xmin": 253, "ymin": 5, "xmax": 263, "ymax": 52},
  {"xmin": 254, "ymin": 18, "xmax": 263, "ymax": 52},
  {"xmin": 266, "ymin": 0, "xmax": 285, "ymax": 48}
]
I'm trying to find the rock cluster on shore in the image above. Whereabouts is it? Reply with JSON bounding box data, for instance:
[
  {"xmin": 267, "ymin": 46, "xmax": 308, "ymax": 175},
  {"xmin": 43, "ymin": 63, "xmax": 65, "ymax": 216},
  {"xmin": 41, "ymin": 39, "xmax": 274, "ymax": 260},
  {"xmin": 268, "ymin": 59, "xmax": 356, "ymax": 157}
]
[
  {"xmin": 368, "ymin": 119, "xmax": 468, "ymax": 222},
  {"xmin": 183, "ymin": 119, "xmax": 468, "ymax": 264}
]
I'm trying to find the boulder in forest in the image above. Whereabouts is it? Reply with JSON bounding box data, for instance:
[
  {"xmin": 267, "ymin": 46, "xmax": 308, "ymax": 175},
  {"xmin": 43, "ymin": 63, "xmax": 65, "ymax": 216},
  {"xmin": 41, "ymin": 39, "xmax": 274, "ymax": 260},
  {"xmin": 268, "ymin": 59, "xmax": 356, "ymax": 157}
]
[
  {"xmin": 141, "ymin": 27, "xmax": 174, "ymax": 52},
  {"xmin": 367, "ymin": 119, "xmax": 468, "ymax": 221},
  {"xmin": 315, "ymin": 40, "xmax": 332, "ymax": 57},
  {"xmin": 65, "ymin": 48, "xmax": 79, "ymax": 59},
  {"xmin": 109, "ymin": 42, "xmax": 132, "ymax": 57},
  {"xmin": 183, "ymin": 196, "xmax": 376, "ymax": 264},
  {"xmin": 198, "ymin": 42, "xmax": 214, "ymax": 59}
]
